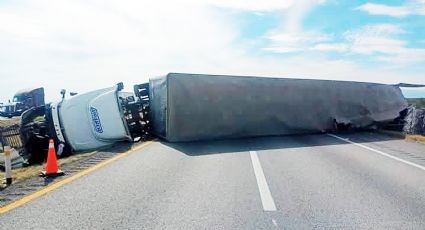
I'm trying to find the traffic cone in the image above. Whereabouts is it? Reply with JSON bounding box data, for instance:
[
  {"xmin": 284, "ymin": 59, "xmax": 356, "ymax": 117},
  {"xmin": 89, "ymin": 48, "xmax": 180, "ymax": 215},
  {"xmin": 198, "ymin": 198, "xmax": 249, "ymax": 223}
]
[{"xmin": 40, "ymin": 139, "xmax": 64, "ymax": 177}]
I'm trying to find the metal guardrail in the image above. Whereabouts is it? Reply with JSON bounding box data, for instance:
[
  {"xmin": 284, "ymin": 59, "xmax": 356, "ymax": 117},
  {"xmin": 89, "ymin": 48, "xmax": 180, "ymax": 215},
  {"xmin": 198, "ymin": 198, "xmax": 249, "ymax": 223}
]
[{"xmin": 0, "ymin": 124, "xmax": 23, "ymax": 151}]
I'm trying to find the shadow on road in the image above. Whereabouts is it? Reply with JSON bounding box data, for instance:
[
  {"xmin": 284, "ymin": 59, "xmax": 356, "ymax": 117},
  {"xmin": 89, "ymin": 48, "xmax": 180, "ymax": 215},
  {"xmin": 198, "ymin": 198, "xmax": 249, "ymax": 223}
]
[{"xmin": 161, "ymin": 131, "xmax": 402, "ymax": 156}]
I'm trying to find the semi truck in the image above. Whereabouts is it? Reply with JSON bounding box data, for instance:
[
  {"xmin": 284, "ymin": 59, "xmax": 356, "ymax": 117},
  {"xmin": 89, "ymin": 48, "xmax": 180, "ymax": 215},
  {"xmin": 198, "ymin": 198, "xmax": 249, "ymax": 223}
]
[
  {"xmin": 0, "ymin": 88, "xmax": 45, "ymax": 118},
  {"xmin": 19, "ymin": 73, "xmax": 408, "ymax": 163}
]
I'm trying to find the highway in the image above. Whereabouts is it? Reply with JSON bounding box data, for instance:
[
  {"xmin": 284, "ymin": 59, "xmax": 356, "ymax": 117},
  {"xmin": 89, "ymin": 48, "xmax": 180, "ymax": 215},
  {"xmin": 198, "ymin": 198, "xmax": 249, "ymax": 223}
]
[{"xmin": 1, "ymin": 132, "xmax": 425, "ymax": 229}]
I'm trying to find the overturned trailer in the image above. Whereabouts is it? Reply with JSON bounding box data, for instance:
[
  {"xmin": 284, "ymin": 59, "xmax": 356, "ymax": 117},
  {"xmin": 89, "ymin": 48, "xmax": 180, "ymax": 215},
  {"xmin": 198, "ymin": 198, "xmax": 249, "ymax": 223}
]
[
  {"xmin": 19, "ymin": 72, "xmax": 408, "ymax": 163},
  {"xmin": 150, "ymin": 73, "xmax": 408, "ymax": 142}
]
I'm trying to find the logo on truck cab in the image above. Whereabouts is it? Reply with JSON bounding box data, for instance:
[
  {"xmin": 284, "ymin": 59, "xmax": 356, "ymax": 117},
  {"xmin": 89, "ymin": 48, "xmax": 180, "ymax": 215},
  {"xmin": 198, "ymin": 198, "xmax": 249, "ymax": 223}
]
[{"xmin": 90, "ymin": 107, "xmax": 103, "ymax": 133}]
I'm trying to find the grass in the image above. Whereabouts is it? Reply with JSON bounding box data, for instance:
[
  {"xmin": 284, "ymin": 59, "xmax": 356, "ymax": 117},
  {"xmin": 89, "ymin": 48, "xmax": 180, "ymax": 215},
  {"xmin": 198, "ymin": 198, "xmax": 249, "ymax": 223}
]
[
  {"xmin": 377, "ymin": 130, "xmax": 425, "ymax": 145},
  {"xmin": 1, "ymin": 150, "xmax": 97, "ymax": 185},
  {"xmin": 1, "ymin": 117, "xmax": 100, "ymax": 186},
  {"xmin": 406, "ymin": 134, "xmax": 425, "ymax": 144},
  {"xmin": 0, "ymin": 118, "xmax": 20, "ymax": 128}
]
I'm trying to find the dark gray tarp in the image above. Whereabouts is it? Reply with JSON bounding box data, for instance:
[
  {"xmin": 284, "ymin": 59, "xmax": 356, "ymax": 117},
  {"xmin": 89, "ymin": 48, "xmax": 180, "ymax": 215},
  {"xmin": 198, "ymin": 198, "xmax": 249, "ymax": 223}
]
[{"xmin": 149, "ymin": 73, "xmax": 408, "ymax": 142}]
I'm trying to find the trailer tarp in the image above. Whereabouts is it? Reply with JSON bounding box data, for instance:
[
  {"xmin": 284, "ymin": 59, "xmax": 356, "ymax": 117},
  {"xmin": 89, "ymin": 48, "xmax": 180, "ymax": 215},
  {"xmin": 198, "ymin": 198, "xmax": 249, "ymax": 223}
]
[{"xmin": 149, "ymin": 73, "xmax": 408, "ymax": 142}]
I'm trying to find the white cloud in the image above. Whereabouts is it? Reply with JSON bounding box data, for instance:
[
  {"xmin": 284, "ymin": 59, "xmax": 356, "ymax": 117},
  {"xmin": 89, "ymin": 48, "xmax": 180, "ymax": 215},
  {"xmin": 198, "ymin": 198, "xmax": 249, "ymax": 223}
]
[
  {"xmin": 356, "ymin": 1, "xmax": 425, "ymax": 17},
  {"xmin": 0, "ymin": 0, "xmax": 243, "ymax": 101},
  {"xmin": 194, "ymin": 0, "xmax": 295, "ymax": 11},
  {"xmin": 344, "ymin": 24, "xmax": 425, "ymax": 64},
  {"xmin": 264, "ymin": 22, "xmax": 425, "ymax": 65},
  {"xmin": 344, "ymin": 24, "xmax": 406, "ymax": 55},
  {"xmin": 196, "ymin": 0, "xmax": 326, "ymax": 12},
  {"xmin": 263, "ymin": 0, "xmax": 331, "ymax": 53},
  {"xmin": 0, "ymin": 0, "xmax": 423, "ymax": 103},
  {"xmin": 355, "ymin": 3, "xmax": 411, "ymax": 17},
  {"xmin": 264, "ymin": 32, "xmax": 332, "ymax": 53},
  {"xmin": 311, "ymin": 43, "xmax": 349, "ymax": 52}
]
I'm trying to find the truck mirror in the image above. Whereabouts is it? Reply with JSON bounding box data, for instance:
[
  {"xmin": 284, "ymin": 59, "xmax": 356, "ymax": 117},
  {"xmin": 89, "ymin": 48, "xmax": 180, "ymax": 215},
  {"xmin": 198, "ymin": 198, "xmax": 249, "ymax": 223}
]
[
  {"xmin": 117, "ymin": 82, "xmax": 124, "ymax": 91},
  {"xmin": 60, "ymin": 89, "xmax": 66, "ymax": 99}
]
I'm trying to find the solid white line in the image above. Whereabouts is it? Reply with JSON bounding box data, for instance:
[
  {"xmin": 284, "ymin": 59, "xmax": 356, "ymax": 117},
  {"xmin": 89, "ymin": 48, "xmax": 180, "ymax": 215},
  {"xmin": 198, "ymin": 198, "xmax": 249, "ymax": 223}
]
[
  {"xmin": 272, "ymin": 219, "xmax": 278, "ymax": 227},
  {"xmin": 249, "ymin": 150, "xmax": 277, "ymax": 211},
  {"xmin": 327, "ymin": 133, "xmax": 425, "ymax": 172}
]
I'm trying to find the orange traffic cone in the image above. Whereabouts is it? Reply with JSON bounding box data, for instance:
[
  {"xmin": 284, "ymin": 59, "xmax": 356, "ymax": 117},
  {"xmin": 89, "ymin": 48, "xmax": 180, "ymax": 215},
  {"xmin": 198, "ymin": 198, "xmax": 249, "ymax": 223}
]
[{"xmin": 40, "ymin": 139, "xmax": 64, "ymax": 177}]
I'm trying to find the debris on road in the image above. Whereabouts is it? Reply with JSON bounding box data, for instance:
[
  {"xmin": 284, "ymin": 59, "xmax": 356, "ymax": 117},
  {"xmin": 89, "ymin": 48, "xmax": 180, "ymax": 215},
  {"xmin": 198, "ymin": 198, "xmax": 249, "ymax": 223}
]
[{"xmin": 403, "ymin": 107, "xmax": 425, "ymax": 135}]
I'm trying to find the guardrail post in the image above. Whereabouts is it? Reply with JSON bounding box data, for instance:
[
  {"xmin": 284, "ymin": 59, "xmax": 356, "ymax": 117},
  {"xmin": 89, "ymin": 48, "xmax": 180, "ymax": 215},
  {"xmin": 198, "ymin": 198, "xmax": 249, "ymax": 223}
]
[{"xmin": 4, "ymin": 146, "xmax": 12, "ymax": 185}]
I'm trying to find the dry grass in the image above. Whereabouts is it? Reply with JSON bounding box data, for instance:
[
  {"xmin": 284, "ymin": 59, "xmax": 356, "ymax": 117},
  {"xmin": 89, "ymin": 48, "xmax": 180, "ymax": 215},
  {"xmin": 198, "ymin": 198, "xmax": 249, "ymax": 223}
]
[
  {"xmin": 406, "ymin": 134, "xmax": 425, "ymax": 144},
  {"xmin": 1, "ymin": 151, "xmax": 97, "ymax": 184},
  {"xmin": 0, "ymin": 118, "xmax": 20, "ymax": 128},
  {"xmin": 1, "ymin": 117, "xmax": 100, "ymax": 185},
  {"xmin": 377, "ymin": 130, "xmax": 425, "ymax": 145}
]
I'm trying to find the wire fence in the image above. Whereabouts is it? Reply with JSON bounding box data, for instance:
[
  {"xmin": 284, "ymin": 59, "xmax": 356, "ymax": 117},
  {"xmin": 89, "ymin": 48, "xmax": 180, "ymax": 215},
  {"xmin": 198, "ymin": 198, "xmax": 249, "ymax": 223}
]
[{"xmin": 0, "ymin": 124, "xmax": 23, "ymax": 151}]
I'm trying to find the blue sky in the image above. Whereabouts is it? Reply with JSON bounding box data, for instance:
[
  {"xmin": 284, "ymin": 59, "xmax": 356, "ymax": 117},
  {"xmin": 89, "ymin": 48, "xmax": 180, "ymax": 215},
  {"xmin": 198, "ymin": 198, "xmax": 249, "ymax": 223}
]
[{"xmin": 0, "ymin": 0, "xmax": 424, "ymax": 101}]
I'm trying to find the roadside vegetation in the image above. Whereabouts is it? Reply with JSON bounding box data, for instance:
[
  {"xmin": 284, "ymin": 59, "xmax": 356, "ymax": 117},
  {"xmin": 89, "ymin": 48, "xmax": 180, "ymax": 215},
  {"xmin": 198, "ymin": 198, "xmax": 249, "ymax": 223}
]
[
  {"xmin": 407, "ymin": 98, "xmax": 425, "ymax": 108},
  {"xmin": 1, "ymin": 150, "xmax": 97, "ymax": 187},
  {"xmin": 0, "ymin": 118, "xmax": 20, "ymax": 128}
]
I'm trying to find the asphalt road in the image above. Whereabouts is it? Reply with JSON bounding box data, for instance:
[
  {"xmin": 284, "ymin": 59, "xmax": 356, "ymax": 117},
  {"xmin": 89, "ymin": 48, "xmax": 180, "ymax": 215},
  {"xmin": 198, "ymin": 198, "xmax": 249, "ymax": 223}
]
[{"xmin": 1, "ymin": 132, "xmax": 425, "ymax": 229}]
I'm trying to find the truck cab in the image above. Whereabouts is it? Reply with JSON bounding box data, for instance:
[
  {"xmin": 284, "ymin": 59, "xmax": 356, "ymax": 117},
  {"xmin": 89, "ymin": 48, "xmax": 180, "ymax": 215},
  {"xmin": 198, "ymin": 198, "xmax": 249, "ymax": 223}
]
[
  {"xmin": 0, "ymin": 88, "xmax": 45, "ymax": 118},
  {"xmin": 19, "ymin": 83, "xmax": 149, "ymax": 163},
  {"xmin": 51, "ymin": 84, "xmax": 133, "ymax": 151}
]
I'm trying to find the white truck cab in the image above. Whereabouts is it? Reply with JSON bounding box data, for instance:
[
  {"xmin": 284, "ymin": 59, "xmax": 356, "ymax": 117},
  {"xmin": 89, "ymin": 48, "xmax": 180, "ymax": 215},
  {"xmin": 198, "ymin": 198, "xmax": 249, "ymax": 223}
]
[
  {"xmin": 51, "ymin": 84, "xmax": 132, "ymax": 151},
  {"xmin": 19, "ymin": 82, "xmax": 150, "ymax": 163}
]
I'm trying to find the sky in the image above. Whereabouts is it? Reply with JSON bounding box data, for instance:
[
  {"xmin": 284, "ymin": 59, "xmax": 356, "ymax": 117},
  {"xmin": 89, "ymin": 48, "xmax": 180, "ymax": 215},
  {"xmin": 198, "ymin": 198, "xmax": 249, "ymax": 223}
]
[{"xmin": 0, "ymin": 0, "xmax": 424, "ymax": 102}]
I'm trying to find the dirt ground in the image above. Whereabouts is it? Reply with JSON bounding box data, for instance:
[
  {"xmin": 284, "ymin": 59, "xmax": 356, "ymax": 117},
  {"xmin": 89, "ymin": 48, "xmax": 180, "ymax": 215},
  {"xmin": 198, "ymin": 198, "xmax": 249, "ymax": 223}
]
[{"xmin": 1, "ymin": 150, "xmax": 97, "ymax": 187}]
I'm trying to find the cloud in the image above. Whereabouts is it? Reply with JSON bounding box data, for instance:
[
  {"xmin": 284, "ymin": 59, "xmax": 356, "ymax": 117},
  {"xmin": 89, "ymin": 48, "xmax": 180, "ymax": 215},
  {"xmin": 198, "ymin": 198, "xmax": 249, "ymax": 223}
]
[
  {"xmin": 264, "ymin": 32, "xmax": 332, "ymax": 53},
  {"xmin": 0, "ymin": 0, "xmax": 423, "ymax": 103},
  {"xmin": 311, "ymin": 43, "xmax": 349, "ymax": 52},
  {"xmin": 356, "ymin": 1, "xmax": 425, "ymax": 17},
  {"xmin": 344, "ymin": 24, "xmax": 406, "ymax": 55},
  {"xmin": 266, "ymin": 23, "xmax": 425, "ymax": 65},
  {"xmin": 344, "ymin": 24, "xmax": 425, "ymax": 64},
  {"xmin": 195, "ymin": 0, "xmax": 295, "ymax": 11},
  {"xmin": 263, "ymin": 0, "xmax": 330, "ymax": 53},
  {"xmin": 0, "ymin": 0, "xmax": 243, "ymax": 101},
  {"xmin": 355, "ymin": 3, "xmax": 411, "ymax": 17}
]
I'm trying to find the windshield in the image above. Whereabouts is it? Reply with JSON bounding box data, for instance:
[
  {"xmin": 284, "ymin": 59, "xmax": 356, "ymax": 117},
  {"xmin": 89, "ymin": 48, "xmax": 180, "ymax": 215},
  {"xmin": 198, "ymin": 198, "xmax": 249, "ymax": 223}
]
[{"xmin": 13, "ymin": 96, "xmax": 23, "ymax": 102}]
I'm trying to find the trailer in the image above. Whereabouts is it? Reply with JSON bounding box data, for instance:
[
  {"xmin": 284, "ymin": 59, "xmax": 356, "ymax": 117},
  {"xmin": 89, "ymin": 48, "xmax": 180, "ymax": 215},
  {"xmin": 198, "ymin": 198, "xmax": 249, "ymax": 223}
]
[{"xmin": 149, "ymin": 73, "xmax": 408, "ymax": 142}]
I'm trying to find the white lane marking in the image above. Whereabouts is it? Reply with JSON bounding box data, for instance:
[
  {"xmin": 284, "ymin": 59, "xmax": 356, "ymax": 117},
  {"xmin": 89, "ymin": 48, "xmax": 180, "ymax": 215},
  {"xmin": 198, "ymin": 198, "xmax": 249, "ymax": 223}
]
[
  {"xmin": 272, "ymin": 219, "xmax": 278, "ymax": 227},
  {"xmin": 249, "ymin": 151, "xmax": 277, "ymax": 211},
  {"xmin": 327, "ymin": 133, "xmax": 425, "ymax": 172}
]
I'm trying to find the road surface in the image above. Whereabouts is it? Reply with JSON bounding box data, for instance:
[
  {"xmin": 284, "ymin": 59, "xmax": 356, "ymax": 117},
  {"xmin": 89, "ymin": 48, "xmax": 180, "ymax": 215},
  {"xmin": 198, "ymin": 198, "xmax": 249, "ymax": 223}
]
[{"xmin": 1, "ymin": 132, "xmax": 425, "ymax": 229}]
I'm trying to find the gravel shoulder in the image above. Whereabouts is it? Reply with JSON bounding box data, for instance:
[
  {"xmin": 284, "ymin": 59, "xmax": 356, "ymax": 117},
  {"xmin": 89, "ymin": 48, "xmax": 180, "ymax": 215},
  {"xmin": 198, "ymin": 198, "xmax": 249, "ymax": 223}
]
[{"xmin": 0, "ymin": 142, "xmax": 138, "ymax": 207}]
